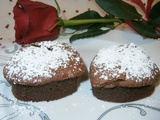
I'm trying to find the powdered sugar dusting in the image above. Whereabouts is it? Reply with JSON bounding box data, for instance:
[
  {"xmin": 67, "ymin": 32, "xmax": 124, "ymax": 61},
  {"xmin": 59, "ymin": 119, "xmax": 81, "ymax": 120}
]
[
  {"xmin": 4, "ymin": 41, "xmax": 83, "ymax": 84},
  {"xmin": 92, "ymin": 43, "xmax": 159, "ymax": 82}
]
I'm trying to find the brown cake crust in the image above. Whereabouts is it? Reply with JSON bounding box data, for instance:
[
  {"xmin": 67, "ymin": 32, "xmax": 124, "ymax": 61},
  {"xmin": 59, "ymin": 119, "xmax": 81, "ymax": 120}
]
[
  {"xmin": 92, "ymin": 85, "xmax": 155, "ymax": 102},
  {"xmin": 12, "ymin": 77, "xmax": 79, "ymax": 102},
  {"xmin": 3, "ymin": 41, "xmax": 87, "ymax": 101},
  {"xmin": 90, "ymin": 43, "xmax": 160, "ymax": 102}
]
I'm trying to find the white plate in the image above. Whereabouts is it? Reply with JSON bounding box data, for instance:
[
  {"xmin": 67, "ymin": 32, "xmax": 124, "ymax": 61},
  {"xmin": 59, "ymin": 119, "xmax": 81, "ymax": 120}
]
[{"xmin": 0, "ymin": 0, "xmax": 160, "ymax": 120}]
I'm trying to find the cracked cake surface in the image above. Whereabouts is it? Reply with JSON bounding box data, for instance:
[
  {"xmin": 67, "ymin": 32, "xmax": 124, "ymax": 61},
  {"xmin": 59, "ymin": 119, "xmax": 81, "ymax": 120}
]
[
  {"xmin": 3, "ymin": 41, "xmax": 86, "ymax": 86},
  {"xmin": 90, "ymin": 43, "xmax": 160, "ymax": 88}
]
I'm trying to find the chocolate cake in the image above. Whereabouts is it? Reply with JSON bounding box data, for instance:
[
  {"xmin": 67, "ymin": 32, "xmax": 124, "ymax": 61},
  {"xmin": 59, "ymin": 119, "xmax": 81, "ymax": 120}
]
[
  {"xmin": 3, "ymin": 41, "xmax": 87, "ymax": 102},
  {"xmin": 90, "ymin": 43, "xmax": 160, "ymax": 102}
]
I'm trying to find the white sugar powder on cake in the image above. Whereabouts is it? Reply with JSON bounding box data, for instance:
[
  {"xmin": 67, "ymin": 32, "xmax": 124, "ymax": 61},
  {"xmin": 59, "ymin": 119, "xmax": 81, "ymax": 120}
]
[
  {"xmin": 5, "ymin": 41, "xmax": 82, "ymax": 83},
  {"xmin": 92, "ymin": 43, "xmax": 159, "ymax": 82}
]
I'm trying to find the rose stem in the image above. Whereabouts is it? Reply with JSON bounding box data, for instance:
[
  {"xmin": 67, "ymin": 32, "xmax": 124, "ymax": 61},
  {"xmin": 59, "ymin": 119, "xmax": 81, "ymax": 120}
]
[
  {"xmin": 49, "ymin": 18, "xmax": 122, "ymax": 31},
  {"xmin": 61, "ymin": 18, "xmax": 122, "ymax": 26}
]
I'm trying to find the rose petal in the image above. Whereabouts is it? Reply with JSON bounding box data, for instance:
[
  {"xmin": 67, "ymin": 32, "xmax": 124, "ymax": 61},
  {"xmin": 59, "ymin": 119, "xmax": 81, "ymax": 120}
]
[
  {"xmin": 13, "ymin": 2, "xmax": 29, "ymax": 44},
  {"xmin": 13, "ymin": 0, "xmax": 60, "ymax": 44}
]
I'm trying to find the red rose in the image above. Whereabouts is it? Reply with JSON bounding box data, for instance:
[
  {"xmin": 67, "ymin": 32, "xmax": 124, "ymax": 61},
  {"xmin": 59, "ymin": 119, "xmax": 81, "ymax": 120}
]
[{"xmin": 13, "ymin": 0, "xmax": 60, "ymax": 44}]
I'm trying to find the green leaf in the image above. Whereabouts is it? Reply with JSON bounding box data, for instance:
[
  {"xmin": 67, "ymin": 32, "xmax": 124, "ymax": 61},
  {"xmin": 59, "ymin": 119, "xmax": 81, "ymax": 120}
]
[
  {"xmin": 95, "ymin": 0, "xmax": 142, "ymax": 20},
  {"xmin": 149, "ymin": 2, "xmax": 160, "ymax": 27},
  {"xmin": 69, "ymin": 29, "xmax": 110, "ymax": 43},
  {"xmin": 70, "ymin": 10, "xmax": 102, "ymax": 20},
  {"xmin": 131, "ymin": 20, "xmax": 159, "ymax": 38}
]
